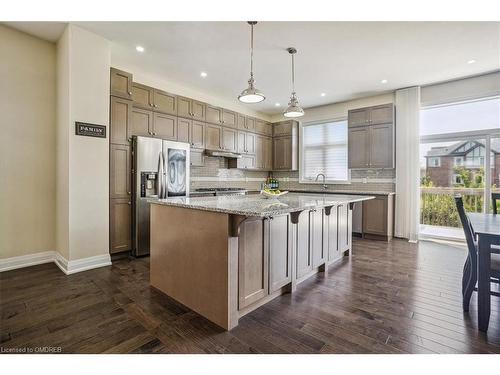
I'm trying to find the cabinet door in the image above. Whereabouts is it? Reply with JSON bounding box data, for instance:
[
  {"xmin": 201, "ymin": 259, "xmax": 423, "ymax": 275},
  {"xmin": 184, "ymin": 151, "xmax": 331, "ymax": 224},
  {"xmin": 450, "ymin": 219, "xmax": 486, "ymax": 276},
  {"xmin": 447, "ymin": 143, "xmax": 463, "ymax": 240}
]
[
  {"xmin": 192, "ymin": 100, "xmax": 206, "ymax": 121},
  {"xmin": 110, "ymin": 96, "xmax": 132, "ymax": 145},
  {"xmin": 255, "ymin": 135, "xmax": 264, "ymax": 169},
  {"xmin": 273, "ymin": 121, "xmax": 293, "ymax": 136},
  {"xmin": 206, "ymin": 105, "xmax": 223, "ymax": 125},
  {"xmin": 263, "ymin": 137, "xmax": 272, "ymax": 170},
  {"xmin": 237, "ymin": 131, "xmax": 246, "ymax": 153},
  {"xmin": 222, "ymin": 127, "xmax": 237, "ymax": 152},
  {"xmin": 348, "ymin": 126, "xmax": 369, "ymax": 168},
  {"xmin": 205, "ymin": 124, "xmax": 222, "ymax": 150},
  {"xmin": 348, "ymin": 108, "xmax": 370, "ymax": 127},
  {"xmin": 222, "ymin": 109, "xmax": 237, "ymax": 128},
  {"xmin": 246, "ymin": 132, "xmax": 256, "ymax": 154},
  {"xmin": 110, "ymin": 144, "xmax": 131, "ymax": 199},
  {"xmin": 177, "ymin": 117, "xmax": 191, "ymax": 143},
  {"xmin": 326, "ymin": 206, "xmax": 341, "ymax": 262},
  {"xmin": 237, "ymin": 114, "xmax": 246, "ymax": 130},
  {"xmin": 362, "ymin": 196, "xmax": 388, "ymax": 236},
  {"xmin": 153, "ymin": 112, "xmax": 177, "ymax": 140},
  {"xmin": 246, "ymin": 117, "xmax": 255, "ymax": 132},
  {"xmin": 242, "ymin": 154, "xmax": 255, "ymax": 169},
  {"xmin": 273, "ymin": 137, "xmax": 285, "ymax": 170},
  {"xmin": 131, "ymin": 83, "xmax": 154, "ymax": 110},
  {"xmin": 110, "ymin": 68, "xmax": 132, "ymax": 99},
  {"xmin": 177, "ymin": 96, "xmax": 192, "ymax": 118},
  {"xmin": 190, "ymin": 121, "xmax": 205, "ymax": 149},
  {"xmin": 238, "ymin": 218, "xmax": 268, "ymax": 309},
  {"xmin": 255, "ymin": 119, "xmax": 270, "ymax": 135},
  {"xmin": 370, "ymin": 124, "xmax": 394, "ymax": 168},
  {"xmin": 110, "ymin": 198, "xmax": 132, "ymax": 254},
  {"xmin": 153, "ymin": 89, "xmax": 176, "ymax": 115},
  {"xmin": 130, "ymin": 107, "xmax": 153, "ymax": 137},
  {"xmin": 296, "ymin": 211, "xmax": 312, "ymax": 279},
  {"xmin": 269, "ymin": 215, "xmax": 292, "ymax": 292},
  {"xmin": 190, "ymin": 149, "xmax": 204, "ymax": 167},
  {"xmin": 337, "ymin": 204, "xmax": 349, "ymax": 252},
  {"xmin": 370, "ymin": 104, "xmax": 393, "ymax": 125},
  {"xmin": 310, "ymin": 209, "xmax": 325, "ymax": 268}
]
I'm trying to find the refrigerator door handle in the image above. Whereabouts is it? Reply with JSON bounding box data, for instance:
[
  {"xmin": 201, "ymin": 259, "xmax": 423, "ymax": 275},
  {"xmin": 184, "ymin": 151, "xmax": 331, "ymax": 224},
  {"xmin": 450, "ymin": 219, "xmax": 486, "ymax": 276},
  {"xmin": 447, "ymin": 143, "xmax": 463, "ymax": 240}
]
[
  {"xmin": 157, "ymin": 151, "xmax": 164, "ymax": 199},
  {"xmin": 162, "ymin": 150, "xmax": 167, "ymax": 199}
]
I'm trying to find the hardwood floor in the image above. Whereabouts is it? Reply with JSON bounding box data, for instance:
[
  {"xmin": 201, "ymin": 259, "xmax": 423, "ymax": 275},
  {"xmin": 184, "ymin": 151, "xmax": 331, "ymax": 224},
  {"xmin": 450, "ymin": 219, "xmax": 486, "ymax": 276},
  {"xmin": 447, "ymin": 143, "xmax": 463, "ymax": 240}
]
[{"xmin": 2, "ymin": 238, "xmax": 500, "ymax": 354}]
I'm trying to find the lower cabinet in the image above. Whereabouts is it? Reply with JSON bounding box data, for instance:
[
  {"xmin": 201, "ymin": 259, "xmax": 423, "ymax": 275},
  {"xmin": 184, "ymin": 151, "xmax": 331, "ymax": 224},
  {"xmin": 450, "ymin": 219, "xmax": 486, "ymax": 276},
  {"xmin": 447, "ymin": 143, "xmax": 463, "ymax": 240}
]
[
  {"xmin": 337, "ymin": 203, "xmax": 351, "ymax": 253},
  {"xmin": 325, "ymin": 206, "xmax": 341, "ymax": 262},
  {"xmin": 310, "ymin": 209, "xmax": 325, "ymax": 268},
  {"xmin": 238, "ymin": 218, "xmax": 268, "ymax": 309},
  {"xmin": 296, "ymin": 209, "xmax": 325, "ymax": 278},
  {"xmin": 296, "ymin": 211, "xmax": 312, "ymax": 279},
  {"xmin": 109, "ymin": 198, "xmax": 132, "ymax": 254},
  {"xmin": 269, "ymin": 215, "xmax": 292, "ymax": 293}
]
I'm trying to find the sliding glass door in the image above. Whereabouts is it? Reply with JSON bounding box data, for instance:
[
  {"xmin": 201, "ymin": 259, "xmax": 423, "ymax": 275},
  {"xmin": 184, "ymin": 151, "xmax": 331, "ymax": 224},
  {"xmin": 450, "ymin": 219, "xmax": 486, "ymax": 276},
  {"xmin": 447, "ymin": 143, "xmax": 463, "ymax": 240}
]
[{"xmin": 419, "ymin": 97, "xmax": 500, "ymax": 240}]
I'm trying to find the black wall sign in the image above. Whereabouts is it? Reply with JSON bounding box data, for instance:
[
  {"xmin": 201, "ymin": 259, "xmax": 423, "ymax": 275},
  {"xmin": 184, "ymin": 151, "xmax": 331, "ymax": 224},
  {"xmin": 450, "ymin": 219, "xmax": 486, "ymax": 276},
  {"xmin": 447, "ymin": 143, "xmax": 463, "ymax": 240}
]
[{"xmin": 75, "ymin": 122, "xmax": 106, "ymax": 138}]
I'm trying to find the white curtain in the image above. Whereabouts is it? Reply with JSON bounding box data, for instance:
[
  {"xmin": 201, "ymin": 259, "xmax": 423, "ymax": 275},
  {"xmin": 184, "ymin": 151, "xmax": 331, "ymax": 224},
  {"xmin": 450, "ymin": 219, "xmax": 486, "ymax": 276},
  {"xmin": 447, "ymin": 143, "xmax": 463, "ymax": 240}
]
[{"xmin": 395, "ymin": 87, "xmax": 421, "ymax": 242}]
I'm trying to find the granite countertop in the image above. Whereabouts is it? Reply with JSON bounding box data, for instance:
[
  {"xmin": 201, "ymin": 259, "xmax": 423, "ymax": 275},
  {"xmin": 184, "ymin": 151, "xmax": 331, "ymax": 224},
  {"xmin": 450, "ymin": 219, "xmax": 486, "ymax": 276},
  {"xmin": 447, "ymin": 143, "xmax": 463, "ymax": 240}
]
[
  {"xmin": 151, "ymin": 192, "xmax": 374, "ymax": 217},
  {"xmin": 288, "ymin": 189, "xmax": 395, "ymax": 196}
]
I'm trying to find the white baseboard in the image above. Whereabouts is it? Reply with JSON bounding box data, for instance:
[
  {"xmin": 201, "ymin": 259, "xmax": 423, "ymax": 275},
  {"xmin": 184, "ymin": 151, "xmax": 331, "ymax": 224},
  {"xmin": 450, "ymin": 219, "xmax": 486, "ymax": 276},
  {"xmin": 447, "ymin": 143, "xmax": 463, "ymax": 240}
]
[
  {"xmin": 0, "ymin": 251, "xmax": 111, "ymax": 275},
  {"xmin": 0, "ymin": 251, "xmax": 55, "ymax": 272}
]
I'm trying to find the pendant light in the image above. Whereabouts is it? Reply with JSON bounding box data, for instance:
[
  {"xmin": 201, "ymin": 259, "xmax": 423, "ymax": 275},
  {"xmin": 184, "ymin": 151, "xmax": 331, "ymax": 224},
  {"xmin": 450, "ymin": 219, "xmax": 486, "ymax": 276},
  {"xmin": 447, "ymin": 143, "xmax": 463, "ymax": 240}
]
[
  {"xmin": 283, "ymin": 47, "xmax": 304, "ymax": 118},
  {"xmin": 238, "ymin": 21, "xmax": 265, "ymax": 103}
]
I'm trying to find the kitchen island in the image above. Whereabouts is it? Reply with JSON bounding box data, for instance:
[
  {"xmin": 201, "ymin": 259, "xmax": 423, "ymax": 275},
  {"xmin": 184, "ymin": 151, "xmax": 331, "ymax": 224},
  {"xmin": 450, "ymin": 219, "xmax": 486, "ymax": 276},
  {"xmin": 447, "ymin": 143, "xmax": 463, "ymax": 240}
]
[{"xmin": 149, "ymin": 193, "xmax": 374, "ymax": 329}]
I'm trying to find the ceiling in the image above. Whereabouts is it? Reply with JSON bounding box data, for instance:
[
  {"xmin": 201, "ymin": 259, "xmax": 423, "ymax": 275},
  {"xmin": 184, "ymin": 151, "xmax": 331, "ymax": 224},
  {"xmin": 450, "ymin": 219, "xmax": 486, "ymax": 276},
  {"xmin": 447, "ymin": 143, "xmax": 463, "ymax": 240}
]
[{"xmin": 5, "ymin": 21, "xmax": 499, "ymax": 115}]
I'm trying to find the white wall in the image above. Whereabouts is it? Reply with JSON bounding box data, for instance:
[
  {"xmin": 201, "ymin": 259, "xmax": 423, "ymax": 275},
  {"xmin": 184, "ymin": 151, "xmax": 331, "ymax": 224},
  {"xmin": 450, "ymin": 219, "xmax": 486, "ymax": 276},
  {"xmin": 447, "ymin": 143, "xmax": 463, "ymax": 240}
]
[
  {"xmin": 57, "ymin": 24, "xmax": 111, "ymax": 262},
  {"xmin": 0, "ymin": 25, "xmax": 56, "ymax": 259},
  {"xmin": 270, "ymin": 92, "xmax": 395, "ymax": 123}
]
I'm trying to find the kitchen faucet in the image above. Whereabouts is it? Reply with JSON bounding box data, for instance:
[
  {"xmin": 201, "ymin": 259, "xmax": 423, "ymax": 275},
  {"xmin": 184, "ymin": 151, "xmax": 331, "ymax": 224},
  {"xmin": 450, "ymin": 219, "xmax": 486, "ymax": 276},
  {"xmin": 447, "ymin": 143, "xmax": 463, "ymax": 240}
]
[{"xmin": 315, "ymin": 173, "xmax": 328, "ymax": 190}]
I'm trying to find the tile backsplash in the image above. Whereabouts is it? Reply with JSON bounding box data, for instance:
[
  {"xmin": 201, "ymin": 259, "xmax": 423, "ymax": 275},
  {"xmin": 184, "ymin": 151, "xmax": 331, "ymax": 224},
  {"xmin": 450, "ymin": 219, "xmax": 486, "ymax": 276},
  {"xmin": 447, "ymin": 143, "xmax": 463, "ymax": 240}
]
[{"xmin": 190, "ymin": 156, "xmax": 395, "ymax": 193}]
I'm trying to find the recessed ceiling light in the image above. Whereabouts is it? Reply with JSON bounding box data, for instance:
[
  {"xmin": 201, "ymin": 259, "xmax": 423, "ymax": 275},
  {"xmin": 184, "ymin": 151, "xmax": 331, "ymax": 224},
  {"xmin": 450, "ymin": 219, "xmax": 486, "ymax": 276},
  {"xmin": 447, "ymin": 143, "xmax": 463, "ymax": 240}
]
[
  {"xmin": 275, "ymin": 103, "xmax": 281, "ymax": 107},
  {"xmin": 135, "ymin": 45, "xmax": 144, "ymax": 53},
  {"xmin": 200, "ymin": 72, "xmax": 207, "ymax": 78},
  {"xmin": 467, "ymin": 59, "xmax": 476, "ymax": 64},
  {"xmin": 320, "ymin": 93, "xmax": 326, "ymax": 97},
  {"xmin": 381, "ymin": 79, "xmax": 388, "ymax": 84}
]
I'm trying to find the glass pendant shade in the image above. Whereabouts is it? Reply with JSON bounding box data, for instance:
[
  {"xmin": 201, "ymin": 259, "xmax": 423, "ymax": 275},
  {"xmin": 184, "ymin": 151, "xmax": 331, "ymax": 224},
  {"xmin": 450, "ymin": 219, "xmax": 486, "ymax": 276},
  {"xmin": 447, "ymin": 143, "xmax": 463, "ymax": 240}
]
[{"xmin": 238, "ymin": 21, "xmax": 265, "ymax": 104}]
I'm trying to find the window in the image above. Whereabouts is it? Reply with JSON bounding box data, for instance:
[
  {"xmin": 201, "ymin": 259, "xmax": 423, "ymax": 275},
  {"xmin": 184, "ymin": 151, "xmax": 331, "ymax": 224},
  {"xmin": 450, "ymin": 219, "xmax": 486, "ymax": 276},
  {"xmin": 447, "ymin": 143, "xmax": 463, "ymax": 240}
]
[
  {"xmin": 428, "ymin": 157, "xmax": 441, "ymax": 167},
  {"xmin": 300, "ymin": 119, "xmax": 349, "ymax": 183},
  {"xmin": 452, "ymin": 174, "xmax": 463, "ymax": 185},
  {"xmin": 454, "ymin": 156, "xmax": 464, "ymax": 166}
]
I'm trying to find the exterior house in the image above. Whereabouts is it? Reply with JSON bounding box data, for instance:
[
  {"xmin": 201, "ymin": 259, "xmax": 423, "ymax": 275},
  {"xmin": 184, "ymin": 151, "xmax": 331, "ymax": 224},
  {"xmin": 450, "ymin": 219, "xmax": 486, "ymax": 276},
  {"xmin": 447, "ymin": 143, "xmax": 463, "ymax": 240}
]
[{"xmin": 424, "ymin": 140, "xmax": 500, "ymax": 187}]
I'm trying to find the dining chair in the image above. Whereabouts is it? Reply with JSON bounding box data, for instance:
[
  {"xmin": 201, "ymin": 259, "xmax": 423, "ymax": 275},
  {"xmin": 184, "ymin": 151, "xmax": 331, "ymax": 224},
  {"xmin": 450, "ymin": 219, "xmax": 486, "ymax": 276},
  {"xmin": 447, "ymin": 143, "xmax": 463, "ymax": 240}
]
[
  {"xmin": 493, "ymin": 193, "xmax": 500, "ymax": 215},
  {"xmin": 454, "ymin": 195, "xmax": 500, "ymax": 312}
]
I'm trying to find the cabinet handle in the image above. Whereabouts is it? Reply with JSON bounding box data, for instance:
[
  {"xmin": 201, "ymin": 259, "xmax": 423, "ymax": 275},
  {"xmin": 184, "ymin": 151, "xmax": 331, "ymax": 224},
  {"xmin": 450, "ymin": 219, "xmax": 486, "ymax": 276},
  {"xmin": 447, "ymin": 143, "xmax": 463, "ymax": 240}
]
[
  {"xmin": 127, "ymin": 191, "xmax": 131, "ymax": 195},
  {"xmin": 153, "ymin": 132, "xmax": 157, "ymax": 136},
  {"xmin": 128, "ymin": 91, "xmax": 132, "ymax": 95},
  {"xmin": 127, "ymin": 201, "xmax": 131, "ymax": 205}
]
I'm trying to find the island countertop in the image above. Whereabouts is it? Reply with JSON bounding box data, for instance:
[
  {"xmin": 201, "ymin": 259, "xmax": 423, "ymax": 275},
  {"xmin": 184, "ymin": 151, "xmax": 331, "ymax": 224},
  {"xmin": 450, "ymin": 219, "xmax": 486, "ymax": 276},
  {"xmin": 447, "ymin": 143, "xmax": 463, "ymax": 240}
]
[{"xmin": 150, "ymin": 192, "xmax": 374, "ymax": 217}]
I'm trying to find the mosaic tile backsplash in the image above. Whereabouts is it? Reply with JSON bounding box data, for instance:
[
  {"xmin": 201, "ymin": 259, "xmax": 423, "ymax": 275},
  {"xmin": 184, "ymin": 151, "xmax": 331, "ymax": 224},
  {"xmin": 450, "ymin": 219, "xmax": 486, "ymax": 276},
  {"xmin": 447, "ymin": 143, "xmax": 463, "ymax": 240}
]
[{"xmin": 190, "ymin": 156, "xmax": 395, "ymax": 193}]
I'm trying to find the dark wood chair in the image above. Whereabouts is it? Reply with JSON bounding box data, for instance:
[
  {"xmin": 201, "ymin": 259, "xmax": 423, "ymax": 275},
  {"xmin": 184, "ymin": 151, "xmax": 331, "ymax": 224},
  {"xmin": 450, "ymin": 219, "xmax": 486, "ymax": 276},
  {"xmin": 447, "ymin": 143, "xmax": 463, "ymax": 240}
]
[
  {"xmin": 455, "ymin": 195, "xmax": 500, "ymax": 312},
  {"xmin": 493, "ymin": 193, "xmax": 500, "ymax": 215}
]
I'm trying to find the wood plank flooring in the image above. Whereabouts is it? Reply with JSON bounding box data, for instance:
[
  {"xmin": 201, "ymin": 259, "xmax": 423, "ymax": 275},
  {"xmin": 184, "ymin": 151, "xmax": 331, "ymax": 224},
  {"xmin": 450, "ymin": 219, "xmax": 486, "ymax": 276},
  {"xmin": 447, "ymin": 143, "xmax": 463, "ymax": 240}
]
[{"xmin": 2, "ymin": 238, "xmax": 500, "ymax": 354}]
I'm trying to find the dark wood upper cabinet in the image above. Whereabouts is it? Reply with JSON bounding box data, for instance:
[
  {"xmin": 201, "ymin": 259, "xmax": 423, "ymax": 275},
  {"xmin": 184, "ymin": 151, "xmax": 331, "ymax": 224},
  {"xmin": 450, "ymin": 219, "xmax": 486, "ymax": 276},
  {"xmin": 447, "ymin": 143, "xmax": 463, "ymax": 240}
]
[
  {"xmin": 178, "ymin": 96, "xmax": 207, "ymax": 121},
  {"xmin": 110, "ymin": 68, "xmax": 132, "ymax": 99},
  {"xmin": 110, "ymin": 96, "xmax": 132, "ymax": 145},
  {"xmin": 131, "ymin": 82, "xmax": 154, "ymax": 110},
  {"xmin": 370, "ymin": 104, "xmax": 394, "ymax": 125},
  {"xmin": 153, "ymin": 89, "xmax": 176, "ymax": 115},
  {"xmin": 255, "ymin": 119, "xmax": 272, "ymax": 136},
  {"xmin": 190, "ymin": 121, "xmax": 205, "ymax": 149}
]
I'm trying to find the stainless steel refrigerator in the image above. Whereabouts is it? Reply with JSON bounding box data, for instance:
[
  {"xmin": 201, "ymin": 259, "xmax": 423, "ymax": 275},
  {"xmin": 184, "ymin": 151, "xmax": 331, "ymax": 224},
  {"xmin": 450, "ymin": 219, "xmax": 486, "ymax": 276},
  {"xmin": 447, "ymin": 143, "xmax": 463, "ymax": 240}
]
[{"xmin": 132, "ymin": 136, "xmax": 191, "ymax": 256}]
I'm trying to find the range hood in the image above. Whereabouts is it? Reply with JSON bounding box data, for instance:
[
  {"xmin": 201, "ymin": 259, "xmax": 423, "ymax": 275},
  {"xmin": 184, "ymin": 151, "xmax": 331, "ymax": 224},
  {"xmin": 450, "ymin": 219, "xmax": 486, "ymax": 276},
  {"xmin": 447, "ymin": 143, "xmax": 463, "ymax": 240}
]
[{"xmin": 205, "ymin": 149, "xmax": 242, "ymax": 159}]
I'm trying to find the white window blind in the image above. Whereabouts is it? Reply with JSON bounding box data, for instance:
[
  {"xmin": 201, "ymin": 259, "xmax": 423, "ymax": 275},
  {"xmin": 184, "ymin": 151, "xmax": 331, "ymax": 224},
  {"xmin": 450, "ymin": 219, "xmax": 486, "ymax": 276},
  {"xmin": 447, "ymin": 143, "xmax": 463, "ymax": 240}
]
[{"xmin": 301, "ymin": 120, "xmax": 348, "ymax": 182}]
